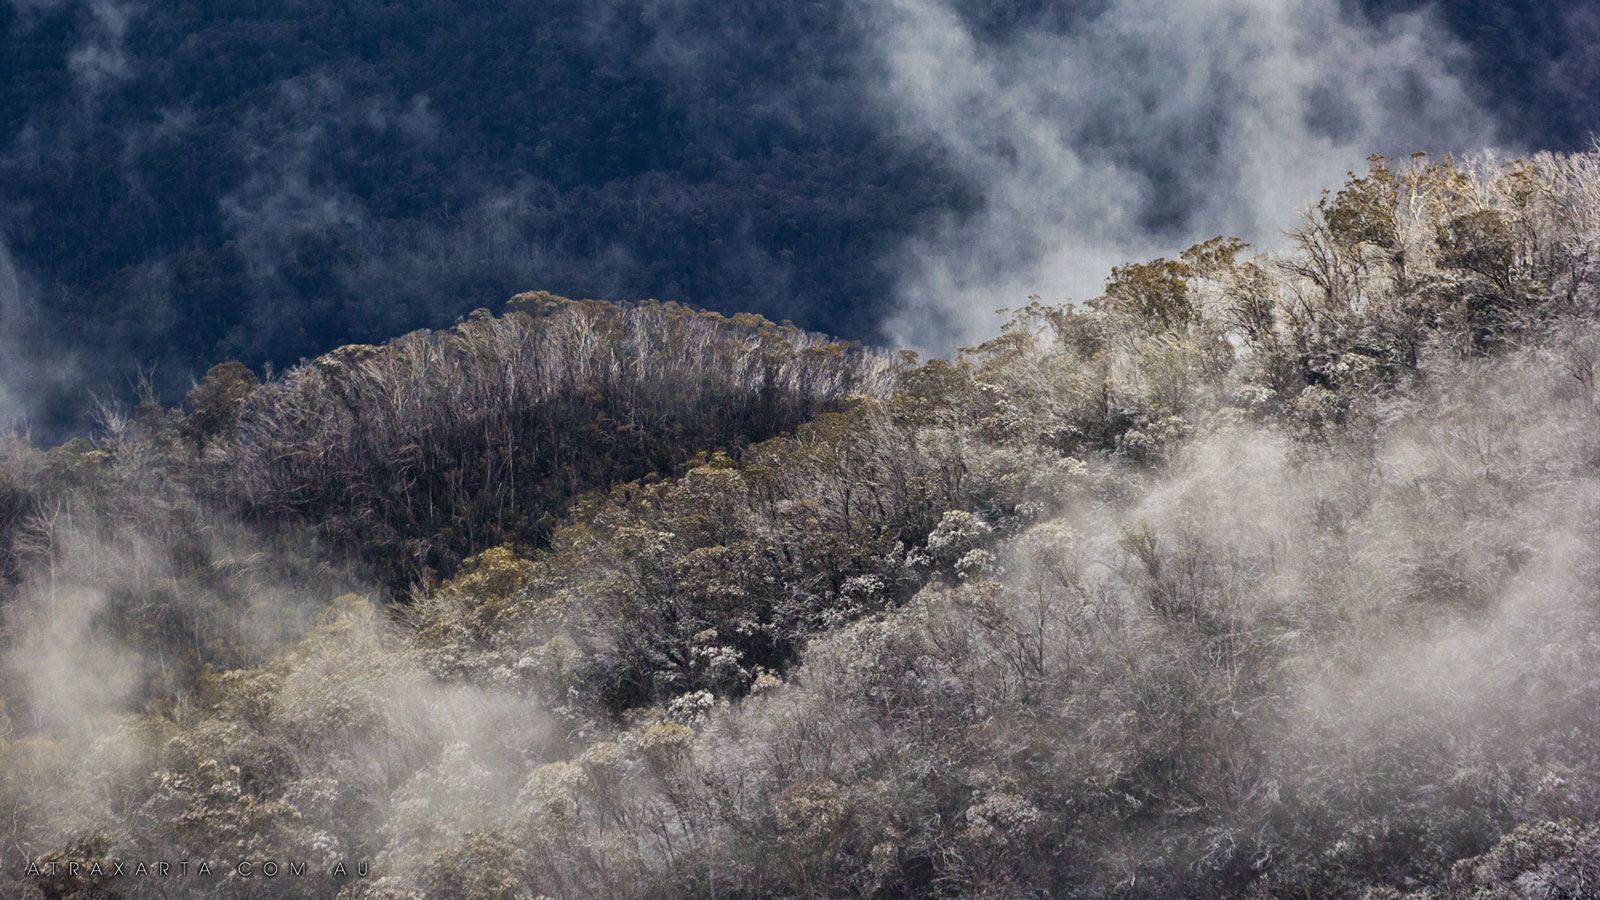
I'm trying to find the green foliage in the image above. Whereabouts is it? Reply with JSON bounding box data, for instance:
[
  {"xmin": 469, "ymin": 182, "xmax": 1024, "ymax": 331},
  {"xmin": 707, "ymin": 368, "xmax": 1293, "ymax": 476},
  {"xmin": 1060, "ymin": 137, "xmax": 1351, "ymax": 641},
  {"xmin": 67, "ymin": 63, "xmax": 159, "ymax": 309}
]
[
  {"xmin": 774, "ymin": 779, "xmax": 853, "ymax": 895},
  {"xmin": 424, "ymin": 831, "xmax": 528, "ymax": 900},
  {"xmin": 180, "ymin": 361, "xmax": 260, "ymax": 451},
  {"xmin": 1322, "ymin": 155, "xmax": 1402, "ymax": 251},
  {"xmin": 1095, "ymin": 257, "xmax": 1196, "ymax": 330}
]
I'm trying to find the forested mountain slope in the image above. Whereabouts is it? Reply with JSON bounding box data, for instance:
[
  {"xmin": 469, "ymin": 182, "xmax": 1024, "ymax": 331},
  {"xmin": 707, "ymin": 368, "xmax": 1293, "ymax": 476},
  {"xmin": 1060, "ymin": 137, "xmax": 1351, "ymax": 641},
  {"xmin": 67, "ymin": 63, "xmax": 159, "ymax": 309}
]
[
  {"xmin": 0, "ymin": 298, "xmax": 879, "ymax": 734},
  {"xmin": 202, "ymin": 295, "xmax": 886, "ymax": 590},
  {"xmin": 3, "ymin": 152, "xmax": 1600, "ymax": 899}
]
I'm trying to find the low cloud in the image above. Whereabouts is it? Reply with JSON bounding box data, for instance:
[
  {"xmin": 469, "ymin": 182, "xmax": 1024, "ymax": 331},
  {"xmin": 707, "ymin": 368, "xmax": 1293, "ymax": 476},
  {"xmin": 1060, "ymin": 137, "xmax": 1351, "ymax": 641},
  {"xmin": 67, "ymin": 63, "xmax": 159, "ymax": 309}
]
[
  {"xmin": 67, "ymin": 0, "xmax": 139, "ymax": 99},
  {"xmin": 0, "ymin": 239, "xmax": 81, "ymax": 436},
  {"xmin": 863, "ymin": 0, "xmax": 1500, "ymax": 351}
]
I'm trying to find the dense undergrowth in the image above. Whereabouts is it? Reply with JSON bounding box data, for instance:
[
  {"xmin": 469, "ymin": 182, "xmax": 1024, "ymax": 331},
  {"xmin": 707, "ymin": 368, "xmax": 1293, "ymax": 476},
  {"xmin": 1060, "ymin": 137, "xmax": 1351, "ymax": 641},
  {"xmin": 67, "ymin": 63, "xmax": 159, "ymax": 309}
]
[{"xmin": 4, "ymin": 151, "xmax": 1600, "ymax": 898}]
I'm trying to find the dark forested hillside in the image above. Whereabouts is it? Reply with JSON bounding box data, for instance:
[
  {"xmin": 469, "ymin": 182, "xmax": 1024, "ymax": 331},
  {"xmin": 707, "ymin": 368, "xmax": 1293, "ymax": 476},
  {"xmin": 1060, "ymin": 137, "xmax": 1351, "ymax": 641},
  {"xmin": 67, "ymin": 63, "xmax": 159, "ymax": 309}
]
[
  {"xmin": 207, "ymin": 295, "xmax": 888, "ymax": 591},
  {"xmin": 3, "ymin": 152, "xmax": 1600, "ymax": 899},
  {"xmin": 2, "ymin": 0, "xmax": 1596, "ymax": 436},
  {"xmin": 0, "ymin": 295, "xmax": 882, "ymax": 735}
]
